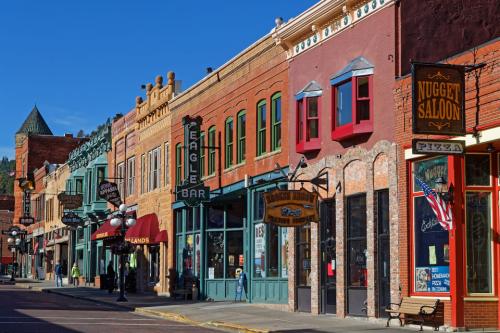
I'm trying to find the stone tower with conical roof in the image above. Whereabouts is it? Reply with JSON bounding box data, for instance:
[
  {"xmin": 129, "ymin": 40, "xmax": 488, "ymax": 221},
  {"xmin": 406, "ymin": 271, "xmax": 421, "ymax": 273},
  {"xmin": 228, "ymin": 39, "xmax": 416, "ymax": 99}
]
[{"xmin": 15, "ymin": 106, "xmax": 53, "ymax": 149}]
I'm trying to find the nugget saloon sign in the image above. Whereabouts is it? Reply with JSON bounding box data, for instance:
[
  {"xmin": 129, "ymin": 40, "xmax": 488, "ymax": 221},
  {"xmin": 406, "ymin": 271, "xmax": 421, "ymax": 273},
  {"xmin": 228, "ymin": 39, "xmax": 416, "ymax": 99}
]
[
  {"xmin": 264, "ymin": 189, "xmax": 319, "ymax": 227},
  {"xmin": 412, "ymin": 63, "xmax": 465, "ymax": 135}
]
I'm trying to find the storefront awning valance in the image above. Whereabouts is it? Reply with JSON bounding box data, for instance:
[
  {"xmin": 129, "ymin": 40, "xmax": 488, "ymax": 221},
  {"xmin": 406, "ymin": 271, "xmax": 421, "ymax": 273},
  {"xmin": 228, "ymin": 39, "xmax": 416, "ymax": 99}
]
[
  {"xmin": 154, "ymin": 229, "xmax": 168, "ymax": 244},
  {"xmin": 91, "ymin": 219, "xmax": 121, "ymax": 241},
  {"xmin": 125, "ymin": 213, "xmax": 160, "ymax": 245}
]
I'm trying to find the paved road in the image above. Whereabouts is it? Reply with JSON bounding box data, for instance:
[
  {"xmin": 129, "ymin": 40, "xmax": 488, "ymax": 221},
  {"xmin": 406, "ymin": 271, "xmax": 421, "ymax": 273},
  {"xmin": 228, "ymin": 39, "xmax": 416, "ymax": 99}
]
[{"xmin": 0, "ymin": 285, "xmax": 219, "ymax": 333}]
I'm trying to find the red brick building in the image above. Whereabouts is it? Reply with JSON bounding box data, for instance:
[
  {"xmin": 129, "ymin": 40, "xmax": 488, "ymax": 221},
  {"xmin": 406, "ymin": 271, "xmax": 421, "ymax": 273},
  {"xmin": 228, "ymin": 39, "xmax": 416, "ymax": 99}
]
[
  {"xmin": 0, "ymin": 195, "xmax": 14, "ymax": 272},
  {"xmin": 274, "ymin": 0, "xmax": 398, "ymax": 318},
  {"xmin": 169, "ymin": 33, "xmax": 289, "ymax": 303},
  {"xmin": 395, "ymin": 0, "xmax": 499, "ymax": 330}
]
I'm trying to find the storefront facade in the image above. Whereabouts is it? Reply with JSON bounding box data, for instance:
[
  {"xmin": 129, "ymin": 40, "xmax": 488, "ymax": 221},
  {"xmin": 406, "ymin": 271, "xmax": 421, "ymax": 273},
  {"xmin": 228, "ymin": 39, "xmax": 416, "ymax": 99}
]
[
  {"xmin": 169, "ymin": 33, "xmax": 289, "ymax": 303},
  {"xmin": 273, "ymin": 0, "xmax": 399, "ymax": 317},
  {"xmin": 134, "ymin": 73, "xmax": 176, "ymax": 294},
  {"xmin": 395, "ymin": 38, "xmax": 500, "ymax": 330},
  {"xmin": 67, "ymin": 121, "xmax": 113, "ymax": 286}
]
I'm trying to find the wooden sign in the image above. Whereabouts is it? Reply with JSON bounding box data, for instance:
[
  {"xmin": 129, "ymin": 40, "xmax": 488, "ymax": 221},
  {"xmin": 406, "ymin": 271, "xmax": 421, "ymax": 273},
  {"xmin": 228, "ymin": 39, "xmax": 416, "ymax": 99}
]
[
  {"xmin": 264, "ymin": 188, "xmax": 319, "ymax": 227},
  {"xmin": 412, "ymin": 63, "xmax": 465, "ymax": 135},
  {"xmin": 412, "ymin": 139, "xmax": 465, "ymax": 155},
  {"xmin": 98, "ymin": 180, "xmax": 122, "ymax": 208},
  {"xmin": 57, "ymin": 193, "xmax": 83, "ymax": 210}
]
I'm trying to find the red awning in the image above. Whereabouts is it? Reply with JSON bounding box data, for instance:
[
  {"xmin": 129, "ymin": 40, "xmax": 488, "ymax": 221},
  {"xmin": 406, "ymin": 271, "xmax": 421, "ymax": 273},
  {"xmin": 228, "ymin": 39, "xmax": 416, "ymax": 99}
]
[
  {"xmin": 125, "ymin": 213, "xmax": 160, "ymax": 245},
  {"xmin": 91, "ymin": 219, "xmax": 121, "ymax": 241},
  {"xmin": 154, "ymin": 230, "xmax": 168, "ymax": 244},
  {"xmin": 1, "ymin": 257, "xmax": 13, "ymax": 265}
]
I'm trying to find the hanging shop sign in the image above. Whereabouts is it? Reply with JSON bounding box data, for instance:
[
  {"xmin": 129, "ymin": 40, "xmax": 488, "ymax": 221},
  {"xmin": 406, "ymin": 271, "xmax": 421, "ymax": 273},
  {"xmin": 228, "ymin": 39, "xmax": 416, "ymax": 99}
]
[
  {"xmin": 23, "ymin": 191, "xmax": 31, "ymax": 216},
  {"xmin": 61, "ymin": 212, "xmax": 84, "ymax": 227},
  {"xmin": 412, "ymin": 139, "xmax": 465, "ymax": 155},
  {"xmin": 19, "ymin": 216, "xmax": 34, "ymax": 226},
  {"xmin": 412, "ymin": 63, "xmax": 465, "ymax": 135},
  {"xmin": 264, "ymin": 188, "xmax": 319, "ymax": 227},
  {"xmin": 176, "ymin": 116, "xmax": 210, "ymax": 206},
  {"xmin": 57, "ymin": 192, "xmax": 83, "ymax": 210},
  {"xmin": 98, "ymin": 180, "xmax": 122, "ymax": 208}
]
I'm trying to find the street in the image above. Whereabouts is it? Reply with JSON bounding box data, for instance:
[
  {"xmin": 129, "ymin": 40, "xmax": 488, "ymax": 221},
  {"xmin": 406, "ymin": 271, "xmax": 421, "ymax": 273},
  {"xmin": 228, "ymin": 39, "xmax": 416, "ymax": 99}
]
[{"xmin": 0, "ymin": 285, "xmax": 218, "ymax": 333}]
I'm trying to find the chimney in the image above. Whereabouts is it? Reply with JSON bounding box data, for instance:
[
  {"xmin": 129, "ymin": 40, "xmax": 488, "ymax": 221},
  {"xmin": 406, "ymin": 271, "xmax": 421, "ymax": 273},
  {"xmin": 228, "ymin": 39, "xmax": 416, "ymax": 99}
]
[
  {"xmin": 206, "ymin": 67, "xmax": 213, "ymax": 74},
  {"xmin": 64, "ymin": 133, "xmax": 73, "ymax": 138}
]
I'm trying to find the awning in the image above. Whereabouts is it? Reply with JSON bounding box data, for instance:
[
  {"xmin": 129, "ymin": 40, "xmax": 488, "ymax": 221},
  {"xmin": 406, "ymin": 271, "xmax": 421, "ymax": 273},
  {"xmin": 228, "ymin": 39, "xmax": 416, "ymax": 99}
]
[
  {"xmin": 154, "ymin": 230, "xmax": 168, "ymax": 244},
  {"xmin": 91, "ymin": 219, "xmax": 121, "ymax": 241},
  {"xmin": 125, "ymin": 213, "xmax": 160, "ymax": 245},
  {"xmin": 1, "ymin": 257, "xmax": 13, "ymax": 264}
]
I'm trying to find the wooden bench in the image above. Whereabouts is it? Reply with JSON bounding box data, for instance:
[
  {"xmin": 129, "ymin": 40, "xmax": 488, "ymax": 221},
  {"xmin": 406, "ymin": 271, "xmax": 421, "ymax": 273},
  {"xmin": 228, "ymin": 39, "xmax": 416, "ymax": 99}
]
[{"xmin": 385, "ymin": 297, "xmax": 440, "ymax": 331}]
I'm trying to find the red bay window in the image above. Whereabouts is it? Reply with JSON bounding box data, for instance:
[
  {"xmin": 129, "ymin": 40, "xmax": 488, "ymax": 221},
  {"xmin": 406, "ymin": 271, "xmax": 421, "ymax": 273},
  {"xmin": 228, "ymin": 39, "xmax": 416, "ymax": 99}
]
[{"xmin": 295, "ymin": 81, "xmax": 322, "ymax": 153}]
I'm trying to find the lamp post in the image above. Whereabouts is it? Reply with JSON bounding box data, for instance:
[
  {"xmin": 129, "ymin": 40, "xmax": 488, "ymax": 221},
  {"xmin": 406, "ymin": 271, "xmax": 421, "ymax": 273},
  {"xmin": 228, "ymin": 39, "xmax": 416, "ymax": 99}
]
[
  {"xmin": 109, "ymin": 203, "xmax": 136, "ymax": 302},
  {"xmin": 4, "ymin": 227, "xmax": 27, "ymax": 282}
]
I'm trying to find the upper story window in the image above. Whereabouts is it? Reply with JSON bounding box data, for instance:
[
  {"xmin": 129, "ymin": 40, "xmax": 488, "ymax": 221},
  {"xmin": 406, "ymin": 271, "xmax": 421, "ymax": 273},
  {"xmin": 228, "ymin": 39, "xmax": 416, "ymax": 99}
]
[
  {"xmin": 331, "ymin": 56, "xmax": 374, "ymax": 141},
  {"xmin": 141, "ymin": 154, "xmax": 146, "ymax": 194},
  {"xmin": 87, "ymin": 170, "xmax": 93, "ymax": 204},
  {"xmin": 175, "ymin": 143, "xmax": 182, "ymax": 186},
  {"xmin": 96, "ymin": 167, "xmax": 106, "ymax": 200},
  {"xmin": 199, "ymin": 132, "xmax": 205, "ymax": 177},
  {"xmin": 148, "ymin": 147, "xmax": 161, "ymax": 191},
  {"xmin": 117, "ymin": 162, "xmax": 125, "ymax": 199},
  {"xmin": 127, "ymin": 156, "xmax": 135, "ymax": 196},
  {"xmin": 164, "ymin": 142, "xmax": 169, "ymax": 186},
  {"xmin": 257, "ymin": 100, "xmax": 267, "ymax": 156},
  {"xmin": 75, "ymin": 178, "xmax": 83, "ymax": 194},
  {"xmin": 271, "ymin": 92, "xmax": 282, "ymax": 151},
  {"xmin": 225, "ymin": 117, "xmax": 234, "ymax": 169},
  {"xmin": 295, "ymin": 81, "xmax": 322, "ymax": 153},
  {"xmin": 237, "ymin": 110, "xmax": 246, "ymax": 164},
  {"xmin": 208, "ymin": 126, "xmax": 216, "ymax": 175}
]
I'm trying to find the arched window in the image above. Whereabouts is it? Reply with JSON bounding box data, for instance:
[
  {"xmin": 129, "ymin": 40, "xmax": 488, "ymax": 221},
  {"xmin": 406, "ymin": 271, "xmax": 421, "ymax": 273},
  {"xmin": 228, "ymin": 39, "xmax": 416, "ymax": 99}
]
[
  {"xmin": 225, "ymin": 117, "xmax": 234, "ymax": 169},
  {"xmin": 208, "ymin": 126, "xmax": 216, "ymax": 175},
  {"xmin": 237, "ymin": 110, "xmax": 246, "ymax": 163},
  {"xmin": 175, "ymin": 143, "xmax": 182, "ymax": 186},
  {"xmin": 256, "ymin": 99, "xmax": 267, "ymax": 156},
  {"xmin": 271, "ymin": 92, "xmax": 282, "ymax": 151}
]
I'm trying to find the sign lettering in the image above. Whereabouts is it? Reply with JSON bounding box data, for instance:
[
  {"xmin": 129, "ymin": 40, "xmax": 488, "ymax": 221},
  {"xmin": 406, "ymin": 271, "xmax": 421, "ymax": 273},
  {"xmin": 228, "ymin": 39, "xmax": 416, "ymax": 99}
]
[
  {"xmin": 412, "ymin": 139, "xmax": 465, "ymax": 155},
  {"xmin": 264, "ymin": 188, "xmax": 319, "ymax": 227},
  {"xmin": 57, "ymin": 193, "xmax": 84, "ymax": 210},
  {"xmin": 98, "ymin": 180, "xmax": 122, "ymax": 208},
  {"xmin": 61, "ymin": 212, "xmax": 84, "ymax": 228},
  {"xmin": 412, "ymin": 63, "xmax": 465, "ymax": 135}
]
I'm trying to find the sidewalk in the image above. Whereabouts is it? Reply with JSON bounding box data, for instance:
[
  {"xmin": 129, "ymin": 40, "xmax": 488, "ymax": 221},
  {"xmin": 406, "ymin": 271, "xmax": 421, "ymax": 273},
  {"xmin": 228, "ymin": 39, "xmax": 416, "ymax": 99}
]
[{"xmin": 6, "ymin": 277, "xmax": 424, "ymax": 333}]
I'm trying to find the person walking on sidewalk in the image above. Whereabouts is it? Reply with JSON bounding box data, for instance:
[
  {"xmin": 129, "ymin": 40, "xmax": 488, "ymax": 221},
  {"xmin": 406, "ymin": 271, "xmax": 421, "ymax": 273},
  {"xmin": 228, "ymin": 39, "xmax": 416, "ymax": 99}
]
[
  {"xmin": 54, "ymin": 261, "xmax": 63, "ymax": 287},
  {"xmin": 71, "ymin": 263, "xmax": 81, "ymax": 287},
  {"xmin": 107, "ymin": 261, "xmax": 115, "ymax": 294}
]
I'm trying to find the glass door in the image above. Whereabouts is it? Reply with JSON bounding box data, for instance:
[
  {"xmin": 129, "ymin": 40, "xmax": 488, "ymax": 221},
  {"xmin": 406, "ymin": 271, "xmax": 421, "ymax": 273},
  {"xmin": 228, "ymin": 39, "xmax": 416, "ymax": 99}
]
[
  {"xmin": 346, "ymin": 194, "xmax": 367, "ymax": 316},
  {"xmin": 296, "ymin": 224, "xmax": 311, "ymax": 312},
  {"xmin": 375, "ymin": 190, "xmax": 390, "ymax": 317},
  {"xmin": 320, "ymin": 200, "xmax": 336, "ymax": 314}
]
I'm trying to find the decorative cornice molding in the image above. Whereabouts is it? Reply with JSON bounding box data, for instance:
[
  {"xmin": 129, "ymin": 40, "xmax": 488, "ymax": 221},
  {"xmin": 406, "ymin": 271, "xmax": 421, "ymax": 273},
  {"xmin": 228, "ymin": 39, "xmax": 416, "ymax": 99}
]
[{"xmin": 68, "ymin": 121, "xmax": 112, "ymax": 171}]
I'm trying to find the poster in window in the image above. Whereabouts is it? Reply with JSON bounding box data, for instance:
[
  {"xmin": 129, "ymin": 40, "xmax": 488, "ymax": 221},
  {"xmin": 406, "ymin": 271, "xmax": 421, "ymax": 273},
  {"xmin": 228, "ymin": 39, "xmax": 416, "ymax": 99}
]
[
  {"xmin": 414, "ymin": 196, "xmax": 450, "ymax": 292},
  {"xmin": 281, "ymin": 227, "xmax": 289, "ymax": 278},
  {"xmin": 413, "ymin": 156, "xmax": 448, "ymax": 192},
  {"xmin": 254, "ymin": 223, "xmax": 266, "ymax": 278}
]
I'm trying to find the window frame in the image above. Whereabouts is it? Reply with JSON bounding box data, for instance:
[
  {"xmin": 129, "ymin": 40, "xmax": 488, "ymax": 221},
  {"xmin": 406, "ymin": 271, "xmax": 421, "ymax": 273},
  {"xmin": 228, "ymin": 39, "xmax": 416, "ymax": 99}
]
[
  {"xmin": 175, "ymin": 143, "xmax": 182, "ymax": 186},
  {"xmin": 271, "ymin": 93, "xmax": 282, "ymax": 152},
  {"xmin": 117, "ymin": 162, "xmax": 125, "ymax": 199},
  {"xmin": 331, "ymin": 74, "xmax": 374, "ymax": 141},
  {"xmin": 148, "ymin": 146, "xmax": 161, "ymax": 191},
  {"xmin": 127, "ymin": 156, "xmax": 135, "ymax": 196},
  {"xmin": 296, "ymin": 94, "xmax": 321, "ymax": 153},
  {"xmin": 237, "ymin": 110, "xmax": 246, "ymax": 164},
  {"xmin": 164, "ymin": 142, "xmax": 169, "ymax": 186},
  {"xmin": 199, "ymin": 132, "xmax": 205, "ymax": 178},
  {"xmin": 256, "ymin": 99, "xmax": 267, "ymax": 156},
  {"xmin": 225, "ymin": 117, "xmax": 234, "ymax": 169},
  {"xmin": 208, "ymin": 126, "xmax": 216, "ymax": 176}
]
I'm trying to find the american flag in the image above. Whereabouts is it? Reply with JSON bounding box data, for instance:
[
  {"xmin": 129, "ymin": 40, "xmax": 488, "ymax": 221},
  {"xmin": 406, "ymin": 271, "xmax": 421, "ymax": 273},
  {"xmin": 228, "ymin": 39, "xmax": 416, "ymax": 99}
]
[{"xmin": 415, "ymin": 176, "xmax": 453, "ymax": 231}]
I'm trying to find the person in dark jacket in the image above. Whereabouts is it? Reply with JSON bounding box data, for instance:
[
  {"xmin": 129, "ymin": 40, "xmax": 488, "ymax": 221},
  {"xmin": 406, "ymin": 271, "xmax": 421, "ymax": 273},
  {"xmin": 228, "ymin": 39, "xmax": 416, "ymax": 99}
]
[{"xmin": 107, "ymin": 261, "xmax": 115, "ymax": 294}]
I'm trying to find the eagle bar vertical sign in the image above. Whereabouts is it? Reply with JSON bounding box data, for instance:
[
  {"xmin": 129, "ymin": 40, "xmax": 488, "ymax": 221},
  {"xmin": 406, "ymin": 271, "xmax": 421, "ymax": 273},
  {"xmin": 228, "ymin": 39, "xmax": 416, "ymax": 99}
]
[
  {"xmin": 176, "ymin": 116, "xmax": 210, "ymax": 206},
  {"xmin": 412, "ymin": 62, "xmax": 466, "ymax": 135}
]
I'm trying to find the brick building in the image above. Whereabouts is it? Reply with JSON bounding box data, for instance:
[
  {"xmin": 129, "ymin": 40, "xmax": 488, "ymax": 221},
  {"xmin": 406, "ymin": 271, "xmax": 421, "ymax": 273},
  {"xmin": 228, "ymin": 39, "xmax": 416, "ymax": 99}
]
[
  {"xmin": 0, "ymin": 195, "xmax": 14, "ymax": 274},
  {"xmin": 394, "ymin": 0, "xmax": 499, "ymax": 330},
  {"xmin": 170, "ymin": 32, "xmax": 289, "ymax": 303},
  {"xmin": 273, "ymin": 0, "xmax": 399, "ymax": 317}
]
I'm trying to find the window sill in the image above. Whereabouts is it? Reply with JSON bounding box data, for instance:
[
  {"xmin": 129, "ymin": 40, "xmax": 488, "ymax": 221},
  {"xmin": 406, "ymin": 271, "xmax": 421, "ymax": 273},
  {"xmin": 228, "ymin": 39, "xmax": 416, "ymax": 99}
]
[
  {"xmin": 296, "ymin": 140, "xmax": 320, "ymax": 153},
  {"xmin": 463, "ymin": 296, "xmax": 498, "ymax": 301},
  {"xmin": 201, "ymin": 174, "xmax": 217, "ymax": 182},
  {"xmin": 224, "ymin": 162, "xmax": 245, "ymax": 173},
  {"xmin": 255, "ymin": 149, "xmax": 282, "ymax": 161},
  {"xmin": 331, "ymin": 121, "xmax": 373, "ymax": 141}
]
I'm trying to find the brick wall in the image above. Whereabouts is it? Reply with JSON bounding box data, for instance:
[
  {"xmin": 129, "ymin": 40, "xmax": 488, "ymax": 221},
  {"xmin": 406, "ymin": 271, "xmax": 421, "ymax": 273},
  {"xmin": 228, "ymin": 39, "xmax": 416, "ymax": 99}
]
[{"xmin": 464, "ymin": 301, "xmax": 498, "ymax": 328}]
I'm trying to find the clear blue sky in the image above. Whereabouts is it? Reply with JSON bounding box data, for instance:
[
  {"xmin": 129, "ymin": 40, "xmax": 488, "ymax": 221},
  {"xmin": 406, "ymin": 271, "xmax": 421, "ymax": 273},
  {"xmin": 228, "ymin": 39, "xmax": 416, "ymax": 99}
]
[{"xmin": 0, "ymin": 0, "xmax": 315, "ymax": 159}]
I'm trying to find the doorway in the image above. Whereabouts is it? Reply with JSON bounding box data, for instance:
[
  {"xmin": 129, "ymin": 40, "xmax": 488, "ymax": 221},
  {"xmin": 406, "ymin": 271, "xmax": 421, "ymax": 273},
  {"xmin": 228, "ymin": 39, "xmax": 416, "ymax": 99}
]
[
  {"xmin": 376, "ymin": 190, "xmax": 390, "ymax": 317},
  {"xmin": 320, "ymin": 200, "xmax": 336, "ymax": 314},
  {"xmin": 296, "ymin": 224, "xmax": 311, "ymax": 312},
  {"xmin": 346, "ymin": 194, "xmax": 367, "ymax": 316}
]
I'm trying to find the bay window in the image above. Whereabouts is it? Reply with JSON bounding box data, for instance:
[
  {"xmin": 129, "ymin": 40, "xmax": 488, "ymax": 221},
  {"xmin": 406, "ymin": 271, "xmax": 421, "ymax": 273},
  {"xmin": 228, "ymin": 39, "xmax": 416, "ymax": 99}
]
[
  {"xmin": 331, "ymin": 56, "xmax": 374, "ymax": 141},
  {"xmin": 295, "ymin": 81, "xmax": 322, "ymax": 153}
]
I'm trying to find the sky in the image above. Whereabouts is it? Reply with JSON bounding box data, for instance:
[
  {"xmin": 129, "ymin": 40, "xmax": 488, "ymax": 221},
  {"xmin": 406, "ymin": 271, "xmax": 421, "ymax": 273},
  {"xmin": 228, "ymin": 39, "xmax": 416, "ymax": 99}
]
[{"xmin": 0, "ymin": 0, "xmax": 315, "ymax": 159}]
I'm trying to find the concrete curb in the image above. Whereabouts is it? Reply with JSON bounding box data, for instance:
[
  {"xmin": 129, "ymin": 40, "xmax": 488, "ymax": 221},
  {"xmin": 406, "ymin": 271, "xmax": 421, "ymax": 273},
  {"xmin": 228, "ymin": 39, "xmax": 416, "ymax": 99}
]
[
  {"xmin": 44, "ymin": 289, "xmax": 135, "ymax": 311},
  {"xmin": 135, "ymin": 307, "xmax": 269, "ymax": 333}
]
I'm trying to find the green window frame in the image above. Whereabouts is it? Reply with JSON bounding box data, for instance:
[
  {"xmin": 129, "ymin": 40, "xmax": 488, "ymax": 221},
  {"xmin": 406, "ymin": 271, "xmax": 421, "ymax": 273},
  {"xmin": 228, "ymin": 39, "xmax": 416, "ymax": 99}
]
[
  {"xmin": 225, "ymin": 117, "xmax": 234, "ymax": 169},
  {"xmin": 237, "ymin": 110, "xmax": 246, "ymax": 164},
  {"xmin": 199, "ymin": 132, "xmax": 205, "ymax": 178},
  {"xmin": 175, "ymin": 143, "xmax": 182, "ymax": 186},
  {"xmin": 271, "ymin": 92, "xmax": 282, "ymax": 151},
  {"xmin": 257, "ymin": 99, "xmax": 267, "ymax": 156},
  {"xmin": 208, "ymin": 126, "xmax": 216, "ymax": 175}
]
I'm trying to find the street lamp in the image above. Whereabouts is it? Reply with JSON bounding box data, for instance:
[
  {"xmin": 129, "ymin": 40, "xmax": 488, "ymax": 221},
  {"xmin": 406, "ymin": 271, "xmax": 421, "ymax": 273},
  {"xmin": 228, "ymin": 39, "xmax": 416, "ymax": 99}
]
[
  {"xmin": 110, "ymin": 204, "xmax": 136, "ymax": 302},
  {"xmin": 4, "ymin": 227, "xmax": 26, "ymax": 282}
]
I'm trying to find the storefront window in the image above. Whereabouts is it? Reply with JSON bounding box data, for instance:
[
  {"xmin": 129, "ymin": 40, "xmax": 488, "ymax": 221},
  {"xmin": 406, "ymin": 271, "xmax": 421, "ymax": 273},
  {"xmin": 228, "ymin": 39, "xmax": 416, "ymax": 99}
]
[
  {"xmin": 207, "ymin": 231, "xmax": 224, "ymax": 279},
  {"xmin": 226, "ymin": 201, "xmax": 244, "ymax": 228},
  {"xmin": 268, "ymin": 224, "xmax": 279, "ymax": 277},
  {"xmin": 413, "ymin": 156, "xmax": 448, "ymax": 192},
  {"xmin": 186, "ymin": 208, "xmax": 193, "ymax": 232},
  {"xmin": 227, "ymin": 231, "xmax": 243, "ymax": 278},
  {"xmin": 254, "ymin": 191, "xmax": 264, "ymax": 220},
  {"xmin": 347, "ymin": 195, "xmax": 367, "ymax": 288},
  {"xmin": 183, "ymin": 235, "xmax": 194, "ymax": 276},
  {"xmin": 175, "ymin": 210, "xmax": 183, "ymax": 233},
  {"xmin": 414, "ymin": 196, "xmax": 450, "ymax": 292},
  {"xmin": 281, "ymin": 228, "xmax": 289, "ymax": 278},
  {"xmin": 193, "ymin": 207, "xmax": 201, "ymax": 231},
  {"xmin": 149, "ymin": 245, "xmax": 160, "ymax": 283},
  {"xmin": 297, "ymin": 225, "xmax": 311, "ymax": 286},
  {"xmin": 466, "ymin": 192, "xmax": 492, "ymax": 294},
  {"xmin": 207, "ymin": 207, "xmax": 224, "ymax": 229},
  {"xmin": 466, "ymin": 154, "xmax": 490, "ymax": 186},
  {"xmin": 254, "ymin": 223, "xmax": 266, "ymax": 278},
  {"xmin": 195, "ymin": 233, "xmax": 201, "ymax": 277}
]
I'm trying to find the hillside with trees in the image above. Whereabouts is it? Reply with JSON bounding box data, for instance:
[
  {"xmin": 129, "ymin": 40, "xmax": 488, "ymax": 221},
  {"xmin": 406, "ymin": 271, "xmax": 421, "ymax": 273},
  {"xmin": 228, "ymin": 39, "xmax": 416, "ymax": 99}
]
[{"xmin": 0, "ymin": 157, "xmax": 15, "ymax": 194}]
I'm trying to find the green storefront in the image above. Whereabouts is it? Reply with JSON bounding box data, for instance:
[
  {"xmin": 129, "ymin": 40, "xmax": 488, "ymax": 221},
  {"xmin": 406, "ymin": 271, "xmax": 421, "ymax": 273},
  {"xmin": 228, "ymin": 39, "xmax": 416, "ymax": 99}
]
[
  {"xmin": 67, "ymin": 122, "xmax": 114, "ymax": 284},
  {"xmin": 173, "ymin": 169, "xmax": 289, "ymax": 303}
]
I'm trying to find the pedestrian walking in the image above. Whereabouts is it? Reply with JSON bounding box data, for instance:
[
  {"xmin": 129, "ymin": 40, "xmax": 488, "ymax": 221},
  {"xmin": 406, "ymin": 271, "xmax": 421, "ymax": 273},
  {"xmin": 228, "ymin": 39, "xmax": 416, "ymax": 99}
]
[
  {"xmin": 107, "ymin": 261, "xmax": 115, "ymax": 294},
  {"xmin": 54, "ymin": 261, "xmax": 63, "ymax": 287},
  {"xmin": 71, "ymin": 263, "xmax": 81, "ymax": 287}
]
